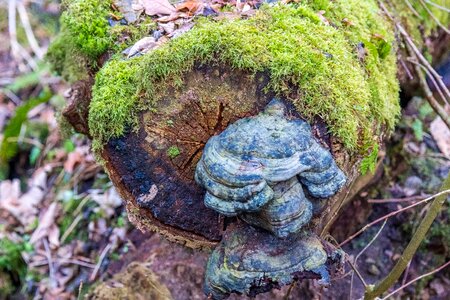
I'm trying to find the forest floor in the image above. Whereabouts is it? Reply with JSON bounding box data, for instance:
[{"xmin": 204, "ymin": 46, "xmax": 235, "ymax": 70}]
[{"xmin": 0, "ymin": 1, "xmax": 449, "ymax": 299}]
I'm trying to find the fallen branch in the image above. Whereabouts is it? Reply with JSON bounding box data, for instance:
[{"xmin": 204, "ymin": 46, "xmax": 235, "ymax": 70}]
[{"xmin": 418, "ymin": 0, "xmax": 450, "ymax": 34}]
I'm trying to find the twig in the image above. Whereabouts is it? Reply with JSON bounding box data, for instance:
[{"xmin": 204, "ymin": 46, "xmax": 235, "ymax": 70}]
[
  {"xmin": 401, "ymin": 260, "xmax": 412, "ymax": 286},
  {"xmin": 339, "ymin": 189, "xmax": 450, "ymax": 247},
  {"xmin": 350, "ymin": 220, "xmax": 387, "ymax": 299},
  {"xmin": 29, "ymin": 258, "xmax": 96, "ymax": 269},
  {"xmin": 399, "ymin": 24, "xmax": 450, "ymax": 100},
  {"xmin": 399, "ymin": 58, "xmax": 414, "ymax": 80},
  {"xmin": 60, "ymin": 214, "xmax": 83, "ymax": 244},
  {"xmin": 347, "ymin": 258, "xmax": 368, "ymax": 288},
  {"xmin": 368, "ymin": 194, "xmax": 430, "ymax": 203},
  {"xmin": 425, "ymin": 0, "xmax": 450, "ymax": 12},
  {"xmin": 16, "ymin": 0, "xmax": 44, "ymax": 59},
  {"xmin": 403, "ymin": 0, "xmax": 422, "ymax": 18},
  {"xmin": 380, "ymin": 1, "xmax": 450, "ymax": 102},
  {"xmin": 8, "ymin": 0, "xmax": 20, "ymax": 63},
  {"xmin": 2, "ymin": 88, "xmax": 21, "ymax": 105},
  {"xmin": 408, "ymin": 57, "xmax": 450, "ymax": 108},
  {"xmin": 6, "ymin": 136, "xmax": 44, "ymax": 148},
  {"xmin": 411, "ymin": 57, "xmax": 450, "ymax": 129},
  {"xmin": 418, "ymin": 0, "xmax": 450, "ymax": 34},
  {"xmin": 90, "ymin": 243, "xmax": 112, "ymax": 281},
  {"xmin": 59, "ymin": 259, "xmax": 96, "ymax": 269},
  {"xmin": 408, "ymin": 58, "xmax": 449, "ymax": 106},
  {"xmin": 381, "ymin": 260, "xmax": 450, "ymax": 300},
  {"xmin": 43, "ymin": 238, "xmax": 57, "ymax": 289},
  {"xmin": 364, "ymin": 174, "xmax": 450, "ymax": 299},
  {"xmin": 283, "ymin": 281, "xmax": 296, "ymax": 300},
  {"xmin": 8, "ymin": 0, "xmax": 38, "ymax": 71}
]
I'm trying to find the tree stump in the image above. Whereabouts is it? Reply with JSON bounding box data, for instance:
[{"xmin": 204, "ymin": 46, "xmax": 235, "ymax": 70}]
[{"xmin": 48, "ymin": 0, "xmax": 449, "ymax": 297}]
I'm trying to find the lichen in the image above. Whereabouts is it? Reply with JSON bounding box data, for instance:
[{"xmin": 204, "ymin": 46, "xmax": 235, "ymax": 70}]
[{"xmin": 88, "ymin": 1, "xmax": 402, "ymax": 155}]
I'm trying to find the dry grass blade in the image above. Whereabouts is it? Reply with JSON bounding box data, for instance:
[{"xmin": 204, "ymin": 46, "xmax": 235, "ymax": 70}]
[
  {"xmin": 16, "ymin": 1, "xmax": 44, "ymax": 59},
  {"xmin": 419, "ymin": 0, "xmax": 450, "ymax": 33},
  {"xmin": 90, "ymin": 243, "xmax": 112, "ymax": 281},
  {"xmin": 425, "ymin": 0, "xmax": 450, "ymax": 12}
]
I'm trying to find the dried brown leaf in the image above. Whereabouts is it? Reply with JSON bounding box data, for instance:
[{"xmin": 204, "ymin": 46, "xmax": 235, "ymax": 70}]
[
  {"xmin": 127, "ymin": 36, "xmax": 159, "ymax": 57},
  {"xmin": 176, "ymin": 0, "xmax": 203, "ymax": 15},
  {"xmin": 63, "ymin": 150, "xmax": 83, "ymax": 173},
  {"xmin": 141, "ymin": 0, "xmax": 175, "ymax": 16},
  {"xmin": 30, "ymin": 202, "xmax": 60, "ymax": 245},
  {"xmin": 430, "ymin": 116, "xmax": 450, "ymax": 158}
]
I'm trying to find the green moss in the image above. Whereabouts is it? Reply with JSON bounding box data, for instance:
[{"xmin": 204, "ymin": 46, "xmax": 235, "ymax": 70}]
[
  {"xmin": 46, "ymin": 31, "xmax": 90, "ymax": 82},
  {"xmin": 89, "ymin": 56, "xmax": 141, "ymax": 153},
  {"xmin": 46, "ymin": 0, "xmax": 157, "ymax": 83},
  {"xmin": 167, "ymin": 146, "xmax": 181, "ymax": 159},
  {"xmin": 46, "ymin": 0, "xmax": 112, "ymax": 81},
  {"xmin": 60, "ymin": 0, "xmax": 112, "ymax": 60},
  {"xmin": 89, "ymin": 1, "xmax": 401, "ymax": 154}
]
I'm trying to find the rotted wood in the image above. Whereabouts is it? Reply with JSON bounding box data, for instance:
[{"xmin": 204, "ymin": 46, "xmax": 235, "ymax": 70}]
[{"xmin": 62, "ymin": 77, "xmax": 94, "ymax": 136}]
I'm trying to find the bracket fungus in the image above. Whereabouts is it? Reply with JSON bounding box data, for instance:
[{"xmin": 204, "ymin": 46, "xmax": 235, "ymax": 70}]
[{"xmin": 195, "ymin": 99, "xmax": 347, "ymax": 298}]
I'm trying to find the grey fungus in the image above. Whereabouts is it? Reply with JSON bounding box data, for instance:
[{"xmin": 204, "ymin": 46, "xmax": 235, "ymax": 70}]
[
  {"xmin": 204, "ymin": 225, "xmax": 330, "ymax": 300},
  {"xmin": 195, "ymin": 99, "xmax": 346, "ymax": 233},
  {"xmin": 195, "ymin": 99, "xmax": 347, "ymax": 298}
]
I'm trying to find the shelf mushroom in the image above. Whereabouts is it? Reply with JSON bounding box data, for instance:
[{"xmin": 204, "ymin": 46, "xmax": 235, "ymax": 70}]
[
  {"xmin": 195, "ymin": 99, "xmax": 347, "ymax": 298},
  {"xmin": 195, "ymin": 99, "xmax": 346, "ymax": 237}
]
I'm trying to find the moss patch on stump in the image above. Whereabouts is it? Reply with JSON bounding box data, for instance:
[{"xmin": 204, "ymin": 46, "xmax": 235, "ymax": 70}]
[{"xmin": 88, "ymin": 1, "xmax": 401, "ymax": 155}]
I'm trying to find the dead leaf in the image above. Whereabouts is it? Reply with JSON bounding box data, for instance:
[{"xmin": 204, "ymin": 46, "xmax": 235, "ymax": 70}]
[
  {"xmin": 91, "ymin": 187, "xmax": 123, "ymax": 217},
  {"xmin": 127, "ymin": 36, "xmax": 159, "ymax": 57},
  {"xmin": 372, "ymin": 33, "xmax": 386, "ymax": 40},
  {"xmin": 140, "ymin": 0, "xmax": 175, "ymax": 16},
  {"xmin": 115, "ymin": 0, "xmax": 142, "ymax": 23},
  {"xmin": 156, "ymin": 12, "xmax": 190, "ymax": 23},
  {"xmin": 168, "ymin": 22, "xmax": 194, "ymax": 38},
  {"xmin": 342, "ymin": 18, "xmax": 354, "ymax": 26},
  {"xmin": 159, "ymin": 22, "xmax": 175, "ymax": 34},
  {"xmin": 176, "ymin": 0, "xmax": 203, "ymax": 15},
  {"xmin": 30, "ymin": 202, "xmax": 60, "ymax": 246},
  {"xmin": 0, "ymin": 167, "xmax": 50, "ymax": 226},
  {"xmin": 430, "ymin": 116, "xmax": 450, "ymax": 158},
  {"xmin": 64, "ymin": 150, "xmax": 83, "ymax": 173},
  {"xmin": 317, "ymin": 10, "xmax": 330, "ymax": 25}
]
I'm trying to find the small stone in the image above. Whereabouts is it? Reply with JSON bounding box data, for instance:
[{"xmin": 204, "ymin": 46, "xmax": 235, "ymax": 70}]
[
  {"xmin": 368, "ymin": 264, "xmax": 381, "ymax": 276},
  {"xmin": 365, "ymin": 258, "xmax": 376, "ymax": 265}
]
